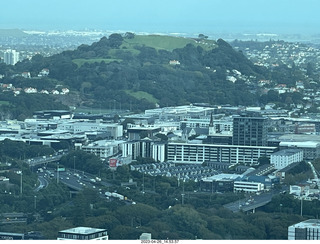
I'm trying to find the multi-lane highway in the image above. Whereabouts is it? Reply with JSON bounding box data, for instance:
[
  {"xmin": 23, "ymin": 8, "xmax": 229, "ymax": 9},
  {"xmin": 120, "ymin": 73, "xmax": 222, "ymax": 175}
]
[
  {"xmin": 223, "ymin": 190, "xmax": 284, "ymax": 213},
  {"xmin": 25, "ymin": 154, "xmax": 63, "ymax": 167},
  {"xmin": 35, "ymin": 167, "xmax": 113, "ymax": 194}
]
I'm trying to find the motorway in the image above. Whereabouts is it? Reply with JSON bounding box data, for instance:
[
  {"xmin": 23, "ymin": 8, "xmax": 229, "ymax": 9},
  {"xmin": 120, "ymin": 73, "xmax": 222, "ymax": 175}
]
[
  {"xmin": 37, "ymin": 168, "xmax": 105, "ymax": 191},
  {"xmin": 35, "ymin": 166, "xmax": 114, "ymax": 197},
  {"xmin": 35, "ymin": 174, "xmax": 49, "ymax": 192},
  {"xmin": 224, "ymin": 192, "xmax": 275, "ymax": 213},
  {"xmin": 25, "ymin": 153, "xmax": 104, "ymax": 192},
  {"xmin": 29, "ymin": 154, "xmax": 281, "ymax": 209},
  {"xmin": 25, "ymin": 154, "xmax": 63, "ymax": 167},
  {"xmin": 223, "ymin": 187, "xmax": 290, "ymax": 213},
  {"xmin": 24, "ymin": 153, "xmax": 115, "ymax": 198}
]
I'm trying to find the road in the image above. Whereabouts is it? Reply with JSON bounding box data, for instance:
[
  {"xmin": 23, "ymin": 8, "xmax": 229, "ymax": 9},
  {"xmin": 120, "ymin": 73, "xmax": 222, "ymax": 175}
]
[
  {"xmin": 35, "ymin": 167, "xmax": 113, "ymax": 193},
  {"xmin": 35, "ymin": 174, "xmax": 49, "ymax": 192},
  {"xmin": 224, "ymin": 192, "xmax": 275, "ymax": 213},
  {"xmin": 26, "ymin": 154, "xmax": 63, "ymax": 167}
]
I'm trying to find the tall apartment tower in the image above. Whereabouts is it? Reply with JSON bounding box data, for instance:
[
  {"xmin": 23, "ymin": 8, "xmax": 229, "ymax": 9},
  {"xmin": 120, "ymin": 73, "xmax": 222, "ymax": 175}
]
[
  {"xmin": 232, "ymin": 113, "xmax": 268, "ymax": 146},
  {"xmin": 3, "ymin": 49, "xmax": 19, "ymax": 65}
]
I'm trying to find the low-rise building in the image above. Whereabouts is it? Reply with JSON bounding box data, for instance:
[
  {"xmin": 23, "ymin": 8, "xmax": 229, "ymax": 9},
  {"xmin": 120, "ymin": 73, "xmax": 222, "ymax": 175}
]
[
  {"xmin": 234, "ymin": 180, "xmax": 264, "ymax": 193},
  {"xmin": 81, "ymin": 140, "xmax": 122, "ymax": 159},
  {"xmin": 57, "ymin": 227, "xmax": 108, "ymax": 240},
  {"xmin": 201, "ymin": 174, "xmax": 241, "ymax": 192},
  {"xmin": 288, "ymin": 219, "xmax": 320, "ymax": 240}
]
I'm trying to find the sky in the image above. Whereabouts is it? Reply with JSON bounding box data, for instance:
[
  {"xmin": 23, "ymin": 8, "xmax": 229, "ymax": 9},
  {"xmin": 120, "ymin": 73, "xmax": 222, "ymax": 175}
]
[{"xmin": 2, "ymin": 0, "xmax": 320, "ymax": 35}]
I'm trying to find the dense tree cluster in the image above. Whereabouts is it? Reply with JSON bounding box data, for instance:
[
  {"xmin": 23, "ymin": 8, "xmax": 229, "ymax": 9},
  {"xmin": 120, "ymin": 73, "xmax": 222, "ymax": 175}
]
[
  {"xmin": 0, "ymin": 92, "xmax": 68, "ymax": 120},
  {"xmin": 0, "ymin": 139, "xmax": 55, "ymax": 161},
  {"xmin": 59, "ymin": 150, "xmax": 104, "ymax": 175}
]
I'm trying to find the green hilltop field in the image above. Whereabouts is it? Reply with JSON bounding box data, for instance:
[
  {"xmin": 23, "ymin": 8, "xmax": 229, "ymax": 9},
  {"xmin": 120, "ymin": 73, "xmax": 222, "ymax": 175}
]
[
  {"xmin": 121, "ymin": 34, "xmax": 217, "ymax": 51},
  {"xmin": 73, "ymin": 34, "xmax": 217, "ymax": 67}
]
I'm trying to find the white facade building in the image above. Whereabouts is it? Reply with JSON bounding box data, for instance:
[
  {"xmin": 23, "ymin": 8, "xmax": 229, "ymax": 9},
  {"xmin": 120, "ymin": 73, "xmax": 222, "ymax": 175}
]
[
  {"xmin": 57, "ymin": 227, "xmax": 108, "ymax": 240},
  {"xmin": 288, "ymin": 219, "xmax": 320, "ymax": 240},
  {"xmin": 270, "ymin": 149, "xmax": 304, "ymax": 170},
  {"xmin": 122, "ymin": 140, "xmax": 166, "ymax": 162},
  {"xmin": 279, "ymin": 141, "xmax": 320, "ymax": 160},
  {"xmin": 57, "ymin": 121, "xmax": 123, "ymax": 139},
  {"xmin": 3, "ymin": 49, "xmax": 19, "ymax": 65},
  {"xmin": 234, "ymin": 181, "xmax": 264, "ymax": 193},
  {"xmin": 81, "ymin": 140, "xmax": 122, "ymax": 159},
  {"xmin": 167, "ymin": 142, "xmax": 277, "ymax": 165},
  {"xmin": 152, "ymin": 143, "xmax": 166, "ymax": 162}
]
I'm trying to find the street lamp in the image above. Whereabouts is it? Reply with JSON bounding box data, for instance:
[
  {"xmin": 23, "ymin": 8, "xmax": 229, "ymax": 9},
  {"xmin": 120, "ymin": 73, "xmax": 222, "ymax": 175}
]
[
  {"xmin": 20, "ymin": 171, "xmax": 23, "ymax": 195},
  {"xmin": 73, "ymin": 156, "xmax": 76, "ymax": 174},
  {"xmin": 57, "ymin": 162, "xmax": 59, "ymax": 184}
]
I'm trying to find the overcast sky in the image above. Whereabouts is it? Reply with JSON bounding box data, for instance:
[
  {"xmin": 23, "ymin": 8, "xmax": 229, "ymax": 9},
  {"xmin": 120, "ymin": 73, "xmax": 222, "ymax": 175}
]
[{"xmin": 2, "ymin": 0, "xmax": 320, "ymax": 34}]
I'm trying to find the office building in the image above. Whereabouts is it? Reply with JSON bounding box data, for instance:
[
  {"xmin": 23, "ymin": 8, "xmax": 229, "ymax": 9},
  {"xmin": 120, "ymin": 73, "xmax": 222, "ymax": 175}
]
[
  {"xmin": 270, "ymin": 149, "xmax": 303, "ymax": 170},
  {"xmin": 232, "ymin": 114, "xmax": 268, "ymax": 146},
  {"xmin": 3, "ymin": 49, "xmax": 19, "ymax": 65},
  {"xmin": 288, "ymin": 219, "xmax": 320, "ymax": 240},
  {"xmin": 81, "ymin": 140, "xmax": 122, "ymax": 159},
  {"xmin": 57, "ymin": 227, "xmax": 108, "ymax": 240},
  {"xmin": 234, "ymin": 181, "xmax": 264, "ymax": 193}
]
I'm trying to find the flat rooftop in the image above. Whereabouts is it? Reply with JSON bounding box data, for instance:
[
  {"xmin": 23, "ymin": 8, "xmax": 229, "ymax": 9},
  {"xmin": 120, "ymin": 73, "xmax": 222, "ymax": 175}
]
[
  {"xmin": 290, "ymin": 219, "xmax": 320, "ymax": 229},
  {"xmin": 59, "ymin": 227, "xmax": 106, "ymax": 235},
  {"xmin": 272, "ymin": 149, "xmax": 303, "ymax": 156}
]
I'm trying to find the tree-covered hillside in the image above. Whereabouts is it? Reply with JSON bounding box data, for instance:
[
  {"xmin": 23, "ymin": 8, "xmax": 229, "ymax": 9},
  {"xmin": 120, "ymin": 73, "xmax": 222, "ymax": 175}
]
[
  {"xmin": 2, "ymin": 34, "xmax": 309, "ymax": 116},
  {"xmin": 0, "ymin": 33, "xmax": 272, "ymax": 113}
]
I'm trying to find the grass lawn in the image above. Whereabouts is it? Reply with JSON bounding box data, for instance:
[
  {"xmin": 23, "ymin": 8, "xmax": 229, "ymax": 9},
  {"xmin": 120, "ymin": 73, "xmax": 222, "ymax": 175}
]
[
  {"xmin": 122, "ymin": 35, "xmax": 216, "ymax": 51},
  {"xmin": 125, "ymin": 90, "xmax": 158, "ymax": 104},
  {"xmin": 0, "ymin": 101, "xmax": 10, "ymax": 106},
  {"xmin": 74, "ymin": 107, "xmax": 113, "ymax": 114}
]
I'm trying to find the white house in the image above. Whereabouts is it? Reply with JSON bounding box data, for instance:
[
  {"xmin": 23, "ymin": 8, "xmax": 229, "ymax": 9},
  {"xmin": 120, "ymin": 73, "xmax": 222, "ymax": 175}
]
[
  {"xmin": 38, "ymin": 68, "xmax": 50, "ymax": 77},
  {"xmin": 24, "ymin": 87, "xmax": 37, "ymax": 93},
  {"xmin": 169, "ymin": 60, "xmax": 180, "ymax": 65}
]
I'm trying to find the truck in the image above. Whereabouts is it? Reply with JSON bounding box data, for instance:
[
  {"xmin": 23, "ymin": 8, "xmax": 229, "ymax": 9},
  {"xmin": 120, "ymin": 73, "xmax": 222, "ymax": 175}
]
[{"xmin": 105, "ymin": 192, "xmax": 112, "ymax": 197}]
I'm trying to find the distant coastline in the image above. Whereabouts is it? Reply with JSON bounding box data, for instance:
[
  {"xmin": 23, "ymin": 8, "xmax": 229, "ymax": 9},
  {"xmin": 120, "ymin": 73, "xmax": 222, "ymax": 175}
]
[{"xmin": 1, "ymin": 27, "xmax": 320, "ymax": 44}]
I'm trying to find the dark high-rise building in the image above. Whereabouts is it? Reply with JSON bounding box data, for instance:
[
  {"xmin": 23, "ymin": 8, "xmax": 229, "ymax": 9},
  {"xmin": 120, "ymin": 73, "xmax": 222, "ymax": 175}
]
[{"xmin": 232, "ymin": 113, "xmax": 268, "ymax": 146}]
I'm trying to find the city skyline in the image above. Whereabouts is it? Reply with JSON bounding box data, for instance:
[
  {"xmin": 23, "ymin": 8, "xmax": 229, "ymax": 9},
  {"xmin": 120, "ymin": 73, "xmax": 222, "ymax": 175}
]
[{"xmin": 2, "ymin": 0, "xmax": 320, "ymax": 35}]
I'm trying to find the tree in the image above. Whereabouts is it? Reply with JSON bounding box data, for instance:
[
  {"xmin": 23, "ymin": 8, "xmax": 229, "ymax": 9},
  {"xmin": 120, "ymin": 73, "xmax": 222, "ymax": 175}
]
[
  {"xmin": 124, "ymin": 32, "xmax": 135, "ymax": 39},
  {"xmin": 258, "ymin": 156, "xmax": 270, "ymax": 165},
  {"xmin": 121, "ymin": 118, "xmax": 135, "ymax": 130},
  {"xmin": 155, "ymin": 133, "xmax": 168, "ymax": 141},
  {"xmin": 108, "ymin": 33, "xmax": 123, "ymax": 48},
  {"xmin": 198, "ymin": 34, "xmax": 208, "ymax": 39},
  {"xmin": 59, "ymin": 151, "xmax": 103, "ymax": 174},
  {"xmin": 169, "ymin": 205, "xmax": 207, "ymax": 238}
]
